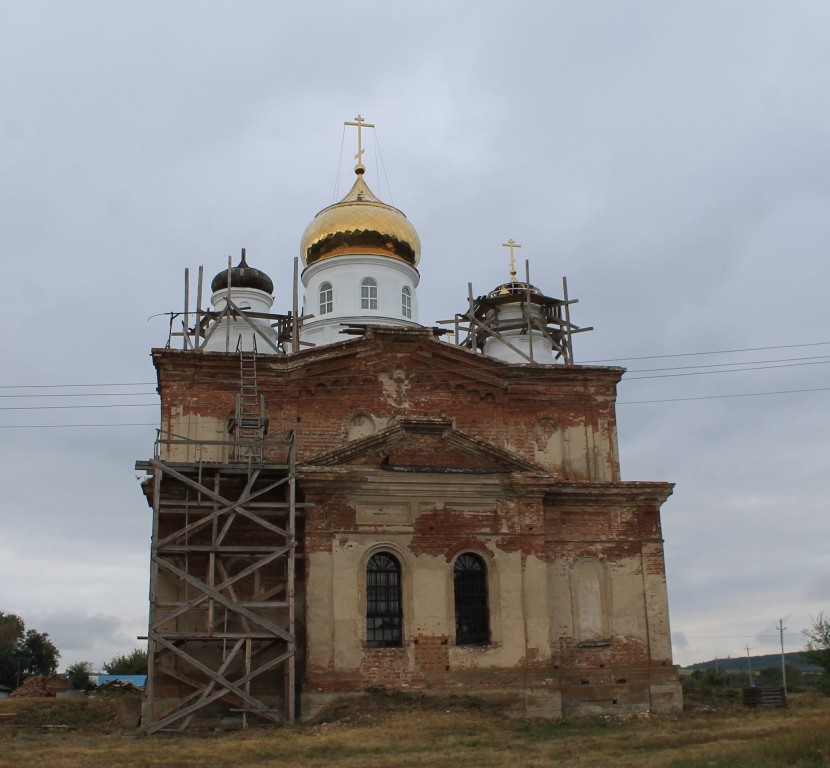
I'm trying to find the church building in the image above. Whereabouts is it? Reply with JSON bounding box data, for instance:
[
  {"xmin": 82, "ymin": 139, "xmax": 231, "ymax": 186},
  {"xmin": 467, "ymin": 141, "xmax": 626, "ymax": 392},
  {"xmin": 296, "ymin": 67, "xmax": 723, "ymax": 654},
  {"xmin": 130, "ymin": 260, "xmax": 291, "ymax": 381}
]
[{"xmin": 137, "ymin": 117, "xmax": 682, "ymax": 733}]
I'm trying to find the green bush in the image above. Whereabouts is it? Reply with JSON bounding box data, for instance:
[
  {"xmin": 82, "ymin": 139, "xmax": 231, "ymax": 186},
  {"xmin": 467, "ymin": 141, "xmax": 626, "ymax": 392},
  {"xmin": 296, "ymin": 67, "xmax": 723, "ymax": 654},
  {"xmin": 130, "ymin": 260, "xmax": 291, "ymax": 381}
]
[
  {"xmin": 66, "ymin": 660, "xmax": 94, "ymax": 690},
  {"xmin": 102, "ymin": 648, "xmax": 147, "ymax": 675}
]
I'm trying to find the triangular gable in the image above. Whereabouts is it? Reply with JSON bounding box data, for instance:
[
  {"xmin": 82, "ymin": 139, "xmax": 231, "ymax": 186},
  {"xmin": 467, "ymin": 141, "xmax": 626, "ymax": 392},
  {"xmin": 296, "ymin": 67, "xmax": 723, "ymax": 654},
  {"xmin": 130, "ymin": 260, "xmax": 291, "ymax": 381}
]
[
  {"xmin": 304, "ymin": 417, "xmax": 544, "ymax": 473},
  {"xmin": 284, "ymin": 327, "xmax": 509, "ymax": 390}
]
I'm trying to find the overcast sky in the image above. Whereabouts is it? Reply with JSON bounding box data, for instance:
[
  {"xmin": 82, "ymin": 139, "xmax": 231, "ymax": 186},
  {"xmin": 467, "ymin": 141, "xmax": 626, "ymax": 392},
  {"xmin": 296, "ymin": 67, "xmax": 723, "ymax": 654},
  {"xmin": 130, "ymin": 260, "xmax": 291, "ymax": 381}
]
[{"xmin": 1, "ymin": 0, "xmax": 828, "ymax": 671}]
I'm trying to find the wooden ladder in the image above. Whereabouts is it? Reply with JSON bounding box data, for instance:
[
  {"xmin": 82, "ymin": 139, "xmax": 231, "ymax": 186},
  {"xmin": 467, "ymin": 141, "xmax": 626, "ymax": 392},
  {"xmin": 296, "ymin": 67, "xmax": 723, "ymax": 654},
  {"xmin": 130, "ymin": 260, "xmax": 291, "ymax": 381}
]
[{"xmin": 235, "ymin": 343, "xmax": 265, "ymax": 462}]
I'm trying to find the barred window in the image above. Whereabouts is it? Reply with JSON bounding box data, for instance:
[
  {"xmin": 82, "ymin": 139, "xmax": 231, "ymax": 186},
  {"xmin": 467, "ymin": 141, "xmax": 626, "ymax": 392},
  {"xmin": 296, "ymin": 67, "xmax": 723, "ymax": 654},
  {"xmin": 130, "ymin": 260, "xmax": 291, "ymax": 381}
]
[
  {"xmin": 401, "ymin": 286, "xmax": 412, "ymax": 318},
  {"xmin": 361, "ymin": 277, "xmax": 378, "ymax": 310},
  {"xmin": 319, "ymin": 282, "xmax": 333, "ymax": 315},
  {"xmin": 366, "ymin": 552, "xmax": 402, "ymax": 648},
  {"xmin": 453, "ymin": 553, "xmax": 489, "ymax": 645}
]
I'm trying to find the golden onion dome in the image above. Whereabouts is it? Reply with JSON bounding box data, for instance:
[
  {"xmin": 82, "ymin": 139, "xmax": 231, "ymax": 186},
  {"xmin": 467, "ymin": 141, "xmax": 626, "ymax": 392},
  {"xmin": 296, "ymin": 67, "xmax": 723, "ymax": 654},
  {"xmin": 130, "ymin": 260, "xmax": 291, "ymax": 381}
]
[{"xmin": 300, "ymin": 170, "xmax": 421, "ymax": 268}]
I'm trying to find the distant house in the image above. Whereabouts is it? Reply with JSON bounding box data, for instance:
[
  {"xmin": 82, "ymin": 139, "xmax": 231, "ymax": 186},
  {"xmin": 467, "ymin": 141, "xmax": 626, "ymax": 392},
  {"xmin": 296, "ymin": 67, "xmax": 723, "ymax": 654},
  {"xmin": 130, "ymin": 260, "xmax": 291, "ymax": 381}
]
[
  {"xmin": 0, "ymin": 683, "xmax": 11, "ymax": 700},
  {"xmin": 48, "ymin": 674, "xmax": 69, "ymax": 693}
]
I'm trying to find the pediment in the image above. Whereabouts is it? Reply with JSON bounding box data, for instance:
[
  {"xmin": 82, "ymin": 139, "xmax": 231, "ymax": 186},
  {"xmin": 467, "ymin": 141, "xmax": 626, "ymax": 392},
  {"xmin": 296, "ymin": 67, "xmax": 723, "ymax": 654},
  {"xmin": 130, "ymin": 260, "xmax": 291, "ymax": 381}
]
[
  {"xmin": 284, "ymin": 327, "xmax": 510, "ymax": 390},
  {"xmin": 304, "ymin": 417, "xmax": 544, "ymax": 474}
]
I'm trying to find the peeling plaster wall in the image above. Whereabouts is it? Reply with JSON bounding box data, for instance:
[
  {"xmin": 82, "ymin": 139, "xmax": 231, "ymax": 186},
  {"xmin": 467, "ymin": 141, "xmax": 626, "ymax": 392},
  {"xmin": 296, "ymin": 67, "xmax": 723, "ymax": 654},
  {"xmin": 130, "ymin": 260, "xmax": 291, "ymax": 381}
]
[
  {"xmin": 147, "ymin": 328, "xmax": 681, "ymax": 720},
  {"xmin": 153, "ymin": 329, "xmax": 623, "ymax": 482},
  {"xmin": 161, "ymin": 410, "xmax": 228, "ymax": 462}
]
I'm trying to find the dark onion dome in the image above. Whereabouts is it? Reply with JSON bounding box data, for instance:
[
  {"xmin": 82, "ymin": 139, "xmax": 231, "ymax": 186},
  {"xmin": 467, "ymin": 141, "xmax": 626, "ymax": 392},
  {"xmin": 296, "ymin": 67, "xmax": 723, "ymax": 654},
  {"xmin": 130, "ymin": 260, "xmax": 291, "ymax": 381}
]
[
  {"xmin": 487, "ymin": 281, "xmax": 544, "ymax": 299},
  {"xmin": 211, "ymin": 250, "xmax": 274, "ymax": 294},
  {"xmin": 300, "ymin": 171, "xmax": 421, "ymax": 268}
]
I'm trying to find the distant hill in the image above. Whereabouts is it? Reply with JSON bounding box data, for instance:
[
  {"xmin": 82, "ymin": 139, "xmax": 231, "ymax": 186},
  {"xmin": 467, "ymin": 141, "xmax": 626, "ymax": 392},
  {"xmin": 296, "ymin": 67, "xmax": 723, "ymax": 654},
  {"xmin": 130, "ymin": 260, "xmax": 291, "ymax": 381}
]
[{"xmin": 684, "ymin": 651, "xmax": 822, "ymax": 674}]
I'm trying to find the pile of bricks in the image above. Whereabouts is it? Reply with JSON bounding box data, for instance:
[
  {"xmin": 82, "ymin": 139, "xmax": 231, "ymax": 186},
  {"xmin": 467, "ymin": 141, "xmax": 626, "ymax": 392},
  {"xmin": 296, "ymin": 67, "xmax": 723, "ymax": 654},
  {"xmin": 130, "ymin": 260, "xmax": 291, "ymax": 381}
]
[{"xmin": 9, "ymin": 675, "xmax": 50, "ymax": 698}]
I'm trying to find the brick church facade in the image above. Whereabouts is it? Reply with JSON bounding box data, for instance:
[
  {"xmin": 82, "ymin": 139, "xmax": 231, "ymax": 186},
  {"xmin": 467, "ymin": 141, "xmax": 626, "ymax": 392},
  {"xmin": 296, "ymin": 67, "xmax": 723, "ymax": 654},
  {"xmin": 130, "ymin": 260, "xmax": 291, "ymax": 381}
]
[{"xmin": 138, "ymin": 119, "xmax": 682, "ymax": 731}]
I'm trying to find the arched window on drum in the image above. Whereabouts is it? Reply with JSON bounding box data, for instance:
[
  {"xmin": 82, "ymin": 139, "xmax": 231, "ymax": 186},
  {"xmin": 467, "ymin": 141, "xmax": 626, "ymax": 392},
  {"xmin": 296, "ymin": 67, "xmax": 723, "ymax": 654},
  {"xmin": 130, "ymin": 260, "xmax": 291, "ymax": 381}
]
[
  {"xmin": 360, "ymin": 277, "xmax": 378, "ymax": 310},
  {"xmin": 319, "ymin": 281, "xmax": 333, "ymax": 315}
]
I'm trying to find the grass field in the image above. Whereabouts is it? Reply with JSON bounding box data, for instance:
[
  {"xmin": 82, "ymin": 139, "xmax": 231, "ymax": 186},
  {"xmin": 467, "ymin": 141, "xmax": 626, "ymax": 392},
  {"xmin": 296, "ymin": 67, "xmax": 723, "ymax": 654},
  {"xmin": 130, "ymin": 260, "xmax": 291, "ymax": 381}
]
[{"xmin": 1, "ymin": 691, "xmax": 829, "ymax": 768}]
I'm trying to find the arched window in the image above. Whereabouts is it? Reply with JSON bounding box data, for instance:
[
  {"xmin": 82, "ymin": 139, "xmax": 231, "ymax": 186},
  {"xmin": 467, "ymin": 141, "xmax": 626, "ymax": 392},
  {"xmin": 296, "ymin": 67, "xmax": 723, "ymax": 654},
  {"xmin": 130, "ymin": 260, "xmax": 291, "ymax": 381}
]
[
  {"xmin": 401, "ymin": 286, "xmax": 412, "ymax": 319},
  {"xmin": 366, "ymin": 552, "xmax": 402, "ymax": 647},
  {"xmin": 319, "ymin": 282, "xmax": 333, "ymax": 315},
  {"xmin": 361, "ymin": 277, "xmax": 378, "ymax": 310},
  {"xmin": 453, "ymin": 553, "xmax": 489, "ymax": 645}
]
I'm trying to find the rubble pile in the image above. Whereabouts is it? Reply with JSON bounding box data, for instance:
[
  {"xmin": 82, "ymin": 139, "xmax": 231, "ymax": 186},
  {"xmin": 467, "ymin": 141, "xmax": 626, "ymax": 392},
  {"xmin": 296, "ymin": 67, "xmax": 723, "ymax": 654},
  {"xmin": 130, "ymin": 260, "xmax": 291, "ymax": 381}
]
[
  {"xmin": 10, "ymin": 675, "xmax": 50, "ymax": 698},
  {"xmin": 90, "ymin": 680, "xmax": 143, "ymax": 696}
]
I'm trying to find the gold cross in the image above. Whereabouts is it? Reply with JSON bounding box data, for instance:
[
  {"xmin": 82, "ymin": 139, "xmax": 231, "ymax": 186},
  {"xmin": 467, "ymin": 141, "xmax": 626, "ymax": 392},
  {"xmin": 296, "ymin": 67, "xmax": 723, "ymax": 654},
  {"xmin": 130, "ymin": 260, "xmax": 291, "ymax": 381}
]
[
  {"xmin": 502, "ymin": 239, "xmax": 521, "ymax": 282},
  {"xmin": 345, "ymin": 114, "xmax": 375, "ymax": 170}
]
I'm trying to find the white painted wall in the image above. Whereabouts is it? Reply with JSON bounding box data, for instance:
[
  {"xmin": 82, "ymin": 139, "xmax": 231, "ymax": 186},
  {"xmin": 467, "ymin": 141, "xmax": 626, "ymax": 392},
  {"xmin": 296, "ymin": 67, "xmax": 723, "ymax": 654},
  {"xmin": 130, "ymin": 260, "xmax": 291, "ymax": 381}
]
[
  {"xmin": 203, "ymin": 286, "xmax": 279, "ymax": 353},
  {"xmin": 482, "ymin": 303, "xmax": 555, "ymax": 364},
  {"xmin": 299, "ymin": 254, "xmax": 421, "ymax": 348}
]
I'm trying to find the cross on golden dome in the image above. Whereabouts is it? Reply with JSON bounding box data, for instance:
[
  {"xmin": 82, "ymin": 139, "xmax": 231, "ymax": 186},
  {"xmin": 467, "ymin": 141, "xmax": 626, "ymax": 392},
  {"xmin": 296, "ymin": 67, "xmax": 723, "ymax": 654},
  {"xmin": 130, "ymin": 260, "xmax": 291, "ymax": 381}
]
[
  {"xmin": 345, "ymin": 114, "xmax": 375, "ymax": 174},
  {"xmin": 502, "ymin": 239, "xmax": 522, "ymax": 282}
]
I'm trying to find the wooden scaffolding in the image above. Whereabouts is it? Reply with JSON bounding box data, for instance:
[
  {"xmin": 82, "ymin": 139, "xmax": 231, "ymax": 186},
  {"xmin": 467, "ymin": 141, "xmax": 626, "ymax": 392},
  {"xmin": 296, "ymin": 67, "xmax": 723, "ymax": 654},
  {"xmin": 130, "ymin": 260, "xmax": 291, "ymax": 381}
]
[
  {"xmin": 438, "ymin": 269, "xmax": 592, "ymax": 365},
  {"xmin": 137, "ymin": 424, "xmax": 298, "ymax": 733},
  {"xmin": 163, "ymin": 256, "xmax": 308, "ymax": 353},
  {"xmin": 139, "ymin": 261, "xmax": 303, "ymax": 731}
]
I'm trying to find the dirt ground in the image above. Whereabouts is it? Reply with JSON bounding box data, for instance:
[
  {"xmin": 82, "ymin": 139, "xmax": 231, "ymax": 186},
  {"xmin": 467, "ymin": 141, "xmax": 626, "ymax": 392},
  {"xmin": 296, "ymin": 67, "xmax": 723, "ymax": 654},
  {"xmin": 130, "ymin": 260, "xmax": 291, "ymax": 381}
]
[{"xmin": 1, "ymin": 690, "xmax": 829, "ymax": 768}]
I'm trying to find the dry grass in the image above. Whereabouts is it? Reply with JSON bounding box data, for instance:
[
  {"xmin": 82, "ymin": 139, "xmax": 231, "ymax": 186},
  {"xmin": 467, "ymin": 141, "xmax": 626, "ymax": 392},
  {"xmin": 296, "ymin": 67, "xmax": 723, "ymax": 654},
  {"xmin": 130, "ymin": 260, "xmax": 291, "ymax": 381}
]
[{"xmin": 1, "ymin": 692, "xmax": 829, "ymax": 768}]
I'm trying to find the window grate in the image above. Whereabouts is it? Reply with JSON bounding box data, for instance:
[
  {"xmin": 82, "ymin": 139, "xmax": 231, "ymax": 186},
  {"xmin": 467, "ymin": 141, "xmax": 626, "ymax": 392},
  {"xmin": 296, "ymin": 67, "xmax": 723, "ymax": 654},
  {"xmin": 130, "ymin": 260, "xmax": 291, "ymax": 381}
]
[
  {"xmin": 366, "ymin": 552, "xmax": 402, "ymax": 647},
  {"xmin": 454, "ymin": 553, "xmax": 489, "ymax": 645}
]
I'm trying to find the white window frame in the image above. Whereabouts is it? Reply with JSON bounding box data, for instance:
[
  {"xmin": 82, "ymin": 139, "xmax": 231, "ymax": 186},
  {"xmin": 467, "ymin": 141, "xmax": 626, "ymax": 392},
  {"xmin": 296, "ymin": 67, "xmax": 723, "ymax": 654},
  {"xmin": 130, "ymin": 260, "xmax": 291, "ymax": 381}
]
[
  {"xmin": 401, "ymin": 286, "xmax": 412, "ymax": 319},
  {"xmin": 361, "ymin": 277, "xmax": 378, "ymax": 310},
  {"xmin": 319, "ymin": 281, "xmax": 333, "ymax": 315}
]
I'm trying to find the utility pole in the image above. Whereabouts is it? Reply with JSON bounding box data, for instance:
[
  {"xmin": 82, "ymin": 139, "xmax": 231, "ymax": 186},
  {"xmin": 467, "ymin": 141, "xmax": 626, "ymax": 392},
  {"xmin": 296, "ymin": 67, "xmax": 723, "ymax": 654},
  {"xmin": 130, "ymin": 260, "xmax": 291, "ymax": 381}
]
[
  {"xmin": 778, "ymin": 618, "xmax": 787, "ymax": 693},
  {"xmin": 746, "ymin": 645, "xmax": 754, "ymax": 687}
]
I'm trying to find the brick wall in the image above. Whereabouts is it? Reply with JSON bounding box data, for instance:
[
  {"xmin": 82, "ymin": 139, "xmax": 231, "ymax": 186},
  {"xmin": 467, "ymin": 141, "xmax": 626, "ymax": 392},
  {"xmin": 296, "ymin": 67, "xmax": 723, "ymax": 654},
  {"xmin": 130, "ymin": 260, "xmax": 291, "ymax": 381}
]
[{"xmin": 146, "ymin": 327, "xmax": 681, "ymax": 718}]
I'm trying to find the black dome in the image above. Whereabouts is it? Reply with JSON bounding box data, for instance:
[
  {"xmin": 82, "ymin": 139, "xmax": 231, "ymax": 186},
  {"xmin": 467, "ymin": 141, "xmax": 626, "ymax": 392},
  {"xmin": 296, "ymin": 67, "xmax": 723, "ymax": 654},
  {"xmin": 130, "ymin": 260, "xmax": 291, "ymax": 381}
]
[{"xmin": 211, "ymin": 250, "xmax": 274, "ymax": 294}]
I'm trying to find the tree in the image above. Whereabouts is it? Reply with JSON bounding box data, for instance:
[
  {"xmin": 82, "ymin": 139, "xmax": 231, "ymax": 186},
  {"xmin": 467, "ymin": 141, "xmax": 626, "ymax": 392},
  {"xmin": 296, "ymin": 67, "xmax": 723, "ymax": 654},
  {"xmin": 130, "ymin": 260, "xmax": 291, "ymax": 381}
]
[
  {"xmin": 758, "ymin": 663, "xmax": 807, "ymax": 692},
  {"xmin": 18, "ymin": 629, "xmax": 60, "ymax": 678},
  {"xmin": 803, "ymin": 612, "xmax": 830, "ymax": 673},
  {"xmin": 0, "ymin": 613, "xmax": 25, "ymax": 688},
  {"xmin": 0, "ymin": 612, "xmax": 59, "ymax": 687},
  {"xmin": 67, "ymin": 660, "xmax": 94, "ymax": 690},
  {"xmin": 103, "ymin": 647, "xmax": 148, "ymax": 675},
  {"xmin": 66, "ymin": 660, "xmax": 94, "ymax": 690},
  {"xmin": 0, "ymin": 613, "xmax": 23, "ymax": 647}
]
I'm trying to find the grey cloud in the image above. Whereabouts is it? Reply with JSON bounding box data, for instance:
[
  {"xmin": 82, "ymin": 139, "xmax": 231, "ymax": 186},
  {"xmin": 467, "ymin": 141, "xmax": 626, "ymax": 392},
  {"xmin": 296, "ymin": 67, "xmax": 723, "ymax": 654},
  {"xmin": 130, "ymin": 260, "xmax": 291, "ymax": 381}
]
[{"xmin": 2, "ymin": 1, "xmax": 829, "ymax": 669}]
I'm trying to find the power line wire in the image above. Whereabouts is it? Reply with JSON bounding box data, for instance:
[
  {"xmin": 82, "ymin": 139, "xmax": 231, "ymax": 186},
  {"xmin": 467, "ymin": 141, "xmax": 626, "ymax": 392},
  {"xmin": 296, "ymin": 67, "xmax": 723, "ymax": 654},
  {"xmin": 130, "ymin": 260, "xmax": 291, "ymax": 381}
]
[
  {"xmin": 583, "ymin": 340, "xmax": 830, "ymax": 364},
  {"xmin": 619, "ymin": 386, "xmax": 830, "ymax": 404},
  {"xmin": 0, "ymin": 357, "xmax": 823, "ymax": 393},
  {"xmin": 0, "ymin": 341, "xmax": 828, "ymax": 417},
  {"xmin": 3, "ymin": 384, "xmax": 826, "ymax": 424},
  {"xmin": 0, "ymin": 423, "xmax": 157, "ymax": 429},
  {"xmin": 0, "ymin": 392, "xmax": 157, "ymax": 399},
  {"xmin": 678, "ymin": 633, "xmax": 805, "ymax": 639},
  {"xmin": 1, "ymin": 372, "xmax": 829, "ymax": 412},
  {"xmin": 626, "ymin": 354, "xmax": 830, "ymax": 374},
  {"xmin": 626, "ymin": 359, "xmax": 830, "ymax": 380},
  {"xmin": 0, "ymin": 403, "xmax": 157, "ymax": 411},
  {"xmin": 0, "ymin": 382, "xmax": 155, "ymax": 389},
  {"xmin": 2, "ymin": 341, "xmax": 830, "ymax": 390}
]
